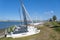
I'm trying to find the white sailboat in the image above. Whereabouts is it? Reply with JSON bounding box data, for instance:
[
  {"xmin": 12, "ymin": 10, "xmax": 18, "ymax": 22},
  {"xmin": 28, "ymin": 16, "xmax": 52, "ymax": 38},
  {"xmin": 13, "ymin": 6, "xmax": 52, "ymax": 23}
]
[{"xmin": 6, "ymin": 0, "xmax": 40, "ymax": 38}]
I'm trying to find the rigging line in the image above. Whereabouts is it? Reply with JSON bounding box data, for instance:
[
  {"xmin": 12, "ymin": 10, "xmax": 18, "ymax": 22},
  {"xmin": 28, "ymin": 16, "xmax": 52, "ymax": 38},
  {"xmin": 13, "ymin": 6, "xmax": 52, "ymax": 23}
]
[
  {"xmin": 18, "ymin": 7, "xmax": 22, "ymax": 25},
  {"xmin": 22, "ymin": 2, "xmax": 33, "ymax": 24}
]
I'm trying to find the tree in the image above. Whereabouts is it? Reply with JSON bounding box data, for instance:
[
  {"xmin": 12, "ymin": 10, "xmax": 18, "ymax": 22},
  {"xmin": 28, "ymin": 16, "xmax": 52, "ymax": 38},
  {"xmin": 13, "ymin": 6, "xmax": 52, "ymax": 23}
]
[
  {"xmin": 52, "ymin": 15, "xmax": 57, "ymax": 21},
  {"xmin": 49, "ymin": 18, "xmax": 52, "ymax": 22}
]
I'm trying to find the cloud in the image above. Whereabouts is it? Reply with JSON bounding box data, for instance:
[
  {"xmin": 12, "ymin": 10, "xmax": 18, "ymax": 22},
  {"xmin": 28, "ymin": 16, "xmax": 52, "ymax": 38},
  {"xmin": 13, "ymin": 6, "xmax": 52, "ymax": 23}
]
[
  {"xmin": 44, "ymin": 10, "xmax": 54, "ymax": 16},
  {"xmin": 50, "ymin": 10, "xmax": 54, "ymax": 13}
]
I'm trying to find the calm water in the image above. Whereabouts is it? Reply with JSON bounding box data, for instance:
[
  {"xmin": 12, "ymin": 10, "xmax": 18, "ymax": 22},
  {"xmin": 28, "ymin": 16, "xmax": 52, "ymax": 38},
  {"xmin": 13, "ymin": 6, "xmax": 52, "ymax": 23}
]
[{"xmin": 0, "ymin": 22, "xmax": 22, "ymax": 29}]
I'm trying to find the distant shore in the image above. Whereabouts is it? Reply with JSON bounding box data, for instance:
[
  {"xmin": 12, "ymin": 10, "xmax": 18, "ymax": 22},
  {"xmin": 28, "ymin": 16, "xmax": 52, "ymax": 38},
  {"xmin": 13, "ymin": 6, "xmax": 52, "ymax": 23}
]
[
  {"xmin": 0, "ymin": 20, "xmax": 22, "ymax": 22},
  {"xmin": 0, "ymin": 20, "xmax": 42, "ymax": 22}
]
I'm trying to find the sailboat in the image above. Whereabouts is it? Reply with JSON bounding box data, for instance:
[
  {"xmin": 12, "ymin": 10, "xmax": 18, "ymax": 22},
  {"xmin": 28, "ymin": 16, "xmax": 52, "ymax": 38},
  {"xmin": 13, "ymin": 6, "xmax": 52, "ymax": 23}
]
[{"xmin": 6, "ymin": 0, "xmax": 40, "ymax": 38}]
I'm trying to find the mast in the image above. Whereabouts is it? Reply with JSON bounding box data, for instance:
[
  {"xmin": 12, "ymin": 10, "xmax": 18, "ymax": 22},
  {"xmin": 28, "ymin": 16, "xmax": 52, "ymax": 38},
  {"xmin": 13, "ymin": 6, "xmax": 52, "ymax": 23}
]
[
  {"xmin": 20, "ymin": 0, "xmax": 28, "ymax": 31},
  {"xmin": 19, "ymin": 0, "xmax": 33, "ymax": 31}
]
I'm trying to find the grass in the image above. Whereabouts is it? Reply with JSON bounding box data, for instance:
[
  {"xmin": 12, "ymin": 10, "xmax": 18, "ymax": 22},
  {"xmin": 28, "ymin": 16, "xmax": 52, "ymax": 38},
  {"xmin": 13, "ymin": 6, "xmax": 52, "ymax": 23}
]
[
  {"xmin": 51, "ymin": 21, "xmax": 60, "ymax": 26},
  {"xmin": 53, "ymin": 27, "xmax": 60, "ymax": 33},
  {"xmin": 49, "ymin": 21, "xmax": 60, "ymax": 33}
]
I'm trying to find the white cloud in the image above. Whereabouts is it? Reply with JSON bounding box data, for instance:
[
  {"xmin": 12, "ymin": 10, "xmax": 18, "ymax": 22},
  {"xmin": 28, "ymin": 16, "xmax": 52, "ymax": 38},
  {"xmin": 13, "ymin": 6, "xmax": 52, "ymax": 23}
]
[
  {"xmin": 50, "ymin": 10, "xmax": 54, "ymax": 13},
  {"xmin": 44, "ymin": 10, "xmax": 54, "ymax": 16}
]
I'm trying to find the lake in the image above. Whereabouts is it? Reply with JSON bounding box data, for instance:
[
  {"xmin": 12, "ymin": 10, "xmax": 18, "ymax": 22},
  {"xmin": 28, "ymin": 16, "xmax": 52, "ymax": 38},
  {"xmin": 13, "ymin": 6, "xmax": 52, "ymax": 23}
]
[{"xmin": 0, "ymin": 22, "xmax": 22, "ymax": 29}]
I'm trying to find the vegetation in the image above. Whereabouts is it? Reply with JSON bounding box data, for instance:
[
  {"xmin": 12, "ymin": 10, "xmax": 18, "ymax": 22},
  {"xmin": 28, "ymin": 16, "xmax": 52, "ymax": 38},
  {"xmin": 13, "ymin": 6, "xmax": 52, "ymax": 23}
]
[
  {"xmin": 49, "ymin": 18, "xmax": 52, "ymax": 22},
  {"xmin": 49, "ymin": 15, "xmax": 57, "ymax": 22},
  {"xmin": 45, "ymin": 21, "xmax": 60, "ymax": 33},
  {"xmin": 52, "ymin": 22, "xmax": 60, "ymax": 33},
  {"xmin": 48, "ymin": 15, "xmax": 60, "ymax": 33},
  {"xmin": 54, "ymin": 27, "xmax": 60, "ymax": 33},
  {"xmin": 52, "ymin": 15, "xmax": 57, "ymax": 21},
  {"xmin": 51, "ymin": 21, "xmax": 60, "ymax": 26}
]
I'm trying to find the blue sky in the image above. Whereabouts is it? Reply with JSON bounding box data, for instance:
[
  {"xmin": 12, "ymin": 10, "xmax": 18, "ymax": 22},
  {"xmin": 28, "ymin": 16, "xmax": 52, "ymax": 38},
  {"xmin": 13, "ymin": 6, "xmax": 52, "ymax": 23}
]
[{"xmin": 0, "ymin": 0, "xmax": 60, "ymax": 20}]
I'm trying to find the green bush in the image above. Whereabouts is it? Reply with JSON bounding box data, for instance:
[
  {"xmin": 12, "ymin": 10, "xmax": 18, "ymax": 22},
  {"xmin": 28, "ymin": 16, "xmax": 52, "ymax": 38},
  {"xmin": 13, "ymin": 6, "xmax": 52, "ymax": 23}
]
[{"xmin": 54, "ymin": 27, "xmax": 60, "ymax": 33}]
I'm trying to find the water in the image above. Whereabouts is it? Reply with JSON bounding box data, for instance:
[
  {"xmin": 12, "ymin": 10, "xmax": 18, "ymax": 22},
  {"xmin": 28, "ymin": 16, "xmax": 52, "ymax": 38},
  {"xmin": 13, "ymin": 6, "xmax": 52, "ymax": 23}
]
[
  {"xmin": 0, "ymin": 21, "xmax": 28, "ymax": 34},
  {"xmin": 0, "ymin": 22, "xmax": 22, "ymax": 29}
]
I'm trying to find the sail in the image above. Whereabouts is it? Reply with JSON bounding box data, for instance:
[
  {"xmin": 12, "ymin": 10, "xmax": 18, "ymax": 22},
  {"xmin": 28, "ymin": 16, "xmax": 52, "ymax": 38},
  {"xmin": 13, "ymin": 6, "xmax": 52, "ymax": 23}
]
[
  {"xmin": 19, "ymin": 0, "xmax": 28, "ymax": 31},
  {"xmin": 20, "ymin": 0, "xmax": 33, "ymax": 25},
  {"xmin": 21, "ymin": 3, "xmax": 28, "ymax": 26},
  {"xmin": 20, "ymin": 0, "xmax": 34, "ymax": 31}
]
